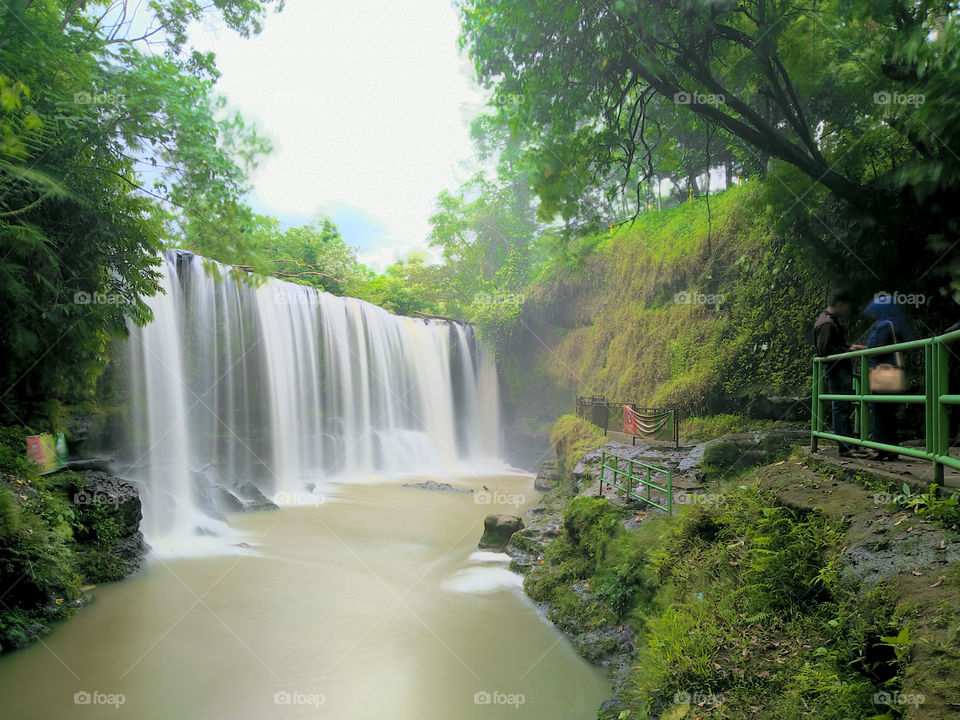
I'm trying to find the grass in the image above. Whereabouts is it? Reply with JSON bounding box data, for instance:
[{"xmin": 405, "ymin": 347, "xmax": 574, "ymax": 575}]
[{"xmin": 525, "ymin": 433, "xmax": 930, "ymax": 719}]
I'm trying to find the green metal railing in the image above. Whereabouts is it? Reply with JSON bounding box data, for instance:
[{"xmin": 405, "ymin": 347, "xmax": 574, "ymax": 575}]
[
  {"xmin": 599, "ymin": 449, "xmax": 673, "ymax": 514},
  {"xmin": 812, "ymin": 328, "xmax": 960, "ymax": 481}
]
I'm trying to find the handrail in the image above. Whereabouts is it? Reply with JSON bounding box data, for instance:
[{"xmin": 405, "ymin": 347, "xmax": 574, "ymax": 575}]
[
  {"xmin": 811, "ymin": 327, "xmax": 960, "ymax": 481},
  {"xmin": 599, "ymin": 449, "xmax": 673, "ymax": 514}
]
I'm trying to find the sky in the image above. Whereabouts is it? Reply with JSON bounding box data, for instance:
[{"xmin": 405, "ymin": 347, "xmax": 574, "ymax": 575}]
[{"xmin": 190, "ymin": 0, "xmax": 490, "ymax": 271}]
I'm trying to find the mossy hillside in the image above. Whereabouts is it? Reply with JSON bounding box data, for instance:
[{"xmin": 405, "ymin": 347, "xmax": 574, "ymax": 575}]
[
  {"xmin": 523, "ymin": 453, "xmax": 959, "ymax": 719},
  {"xmin": 0, "ymin": 426, "xmax": 138, "ymax": 654},
  {"xmin": 516, "ymin": 184, "xmax": 823, "ymax": 415}
]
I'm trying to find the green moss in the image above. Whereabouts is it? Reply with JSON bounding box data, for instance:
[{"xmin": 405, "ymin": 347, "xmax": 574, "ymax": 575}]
[{"xmin": 549, "ymin": 414, "xmax": 607, "ymax": 476}]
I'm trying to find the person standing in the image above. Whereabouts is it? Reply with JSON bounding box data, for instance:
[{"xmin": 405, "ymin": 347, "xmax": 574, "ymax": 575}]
[
  {"xmin": 864, "ymin": 294, "xmax": 912, "ymax": 461},
  {"xmin": 814, "ymin": 289, "xmax": 867, "ymax": 457}
]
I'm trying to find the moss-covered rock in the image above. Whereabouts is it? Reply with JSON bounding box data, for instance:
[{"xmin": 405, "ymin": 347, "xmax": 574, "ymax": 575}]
[{"xmin": 478, "ymin": 514, "xmax": 523, "ymax": 551}]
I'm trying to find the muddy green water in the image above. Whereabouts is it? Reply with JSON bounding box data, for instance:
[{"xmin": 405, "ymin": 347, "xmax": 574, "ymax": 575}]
[{"xmin": 0, "ymin": 474, "xmax": 608, "ymax": 719}]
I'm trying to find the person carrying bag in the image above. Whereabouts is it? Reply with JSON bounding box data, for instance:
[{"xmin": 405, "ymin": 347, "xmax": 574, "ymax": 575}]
[{"xmin": 864, "ymin": 295, "xmax": 911, "ymax": 460}]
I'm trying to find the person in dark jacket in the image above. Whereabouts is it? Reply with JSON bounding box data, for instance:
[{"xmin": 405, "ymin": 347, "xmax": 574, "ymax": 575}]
[
  {"xmin": 865, "ymin": 294, "xmax": 912, "ymax": 461},
  {"xmin": 814, "ymin": 289, "xmax": 866, "ymax": 457}
]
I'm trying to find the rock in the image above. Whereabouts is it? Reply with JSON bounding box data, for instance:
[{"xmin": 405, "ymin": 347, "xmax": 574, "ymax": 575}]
[
  {"xmin": 702, "ymin": 429, "xmax": 807, "ymax": 471},
  {"xmin": 73, "ymin": 470, "xmax": 149, "ymax": 578},
  {"xmin": 534, "ymin": 460, "xmax": 560, "ymax": 491},
  {"xmin": 65, "ymin": 457, "xmax": 115, "ymax": 473},
  {"xmin": 401, "ymin": 480, "xmax": 473, "ymax": 493},
  {"xmin": 76, "ymin": 470, "xmax": 142, "ymax": 535},
  {"xmin": 235, "ymin": 482, "xmax": 279, "ymax": 512},
  {"xmin": 212, "ymin": 486, "xmax": 245, "ymax": 512},
  {"xmin": 478, "ymin": 514, "xmax": 524, "ymax": 550}
]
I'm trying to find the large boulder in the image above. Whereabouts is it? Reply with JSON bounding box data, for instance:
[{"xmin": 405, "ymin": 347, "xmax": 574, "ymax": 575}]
[
  {"xmin": 702, "ymin": 429, "xmax": 807, "ymax": 471},
  {"xmin": 478, "ymin": 514, "xmax": 524, "ymax": 551},
  {"xmin": 72, "ymin": 470, "xmax": 148, "ymax": 579}
]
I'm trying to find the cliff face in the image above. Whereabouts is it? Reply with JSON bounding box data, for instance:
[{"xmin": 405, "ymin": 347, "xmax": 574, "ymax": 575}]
[
  {"xmin": 495, "ymin": 184, "xmax": 824, "ymax": 454},
  {"xmin": 0, "ymin": 434, "xmax": 147, "ymax": 654}
]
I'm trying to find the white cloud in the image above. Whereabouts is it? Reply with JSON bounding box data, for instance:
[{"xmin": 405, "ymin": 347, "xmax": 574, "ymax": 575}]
[{"xmin": 191, "ymin": 0, "xmax": 488, "ymax": 271}]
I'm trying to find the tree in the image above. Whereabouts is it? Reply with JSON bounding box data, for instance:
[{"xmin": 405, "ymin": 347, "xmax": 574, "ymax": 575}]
[
  {"xmin": 458, "ymin": 0, "xmax": 960, "ymax": 292},
  {"xmin": 0, "ymin": 0, "xmax": 282, "ymax": 423}
]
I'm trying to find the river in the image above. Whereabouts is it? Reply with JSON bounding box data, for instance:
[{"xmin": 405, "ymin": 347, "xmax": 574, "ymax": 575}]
[{"xmin": 0, "ymin": 473, "xmax": 609, "ymax": 719}]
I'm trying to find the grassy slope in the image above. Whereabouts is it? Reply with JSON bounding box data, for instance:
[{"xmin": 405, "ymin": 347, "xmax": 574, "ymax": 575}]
[
  {"xmin": 524, "ymin": 422, "xmax": 960, "ymax": 719},
  {"xmin": 514, "ymin": 183, "xmax": 824, "ymax": 416}
]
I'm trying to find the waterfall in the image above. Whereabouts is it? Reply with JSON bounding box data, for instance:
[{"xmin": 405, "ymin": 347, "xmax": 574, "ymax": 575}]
[{"xmin": 120, "ymin": 251, "xmax": 502, "ymax": 543}]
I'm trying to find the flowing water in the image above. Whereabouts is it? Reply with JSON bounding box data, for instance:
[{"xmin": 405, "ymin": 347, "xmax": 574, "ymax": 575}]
[
  {"xmin": 0, "ymin": 253, "xmax": 609, "ymax": 717},
  {"xmin": 119, "ymin": 251, "xmax": 502, "ymax": 547},
  {"xmin": 0, "ymin": 476, "xmax": 609, "ymax": 719}
]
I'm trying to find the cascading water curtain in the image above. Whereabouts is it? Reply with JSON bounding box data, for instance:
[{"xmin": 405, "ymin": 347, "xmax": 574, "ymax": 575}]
[{"xmin": 120, "ymin": 250, "xmax": 502, "ymax": 541}]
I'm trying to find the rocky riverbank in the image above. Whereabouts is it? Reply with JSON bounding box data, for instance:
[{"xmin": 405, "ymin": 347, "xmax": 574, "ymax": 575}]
[
  {"xmin": 498, "ymin": 415, "xmax": 960, "ymax": 719},
  {"xmin": 0, "ymin": 443, "xmax": 148, "ymax": 654}
]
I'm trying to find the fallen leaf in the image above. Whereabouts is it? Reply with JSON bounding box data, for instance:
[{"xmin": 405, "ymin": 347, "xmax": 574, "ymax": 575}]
[
  {"xmin": 912, "ymin": 570, "xmax": 923, "ymax": 576},
  {"xmin": 895, "ymin": 515, "xmax": 909, "ymax": 526},
  {"xmin": 930, "ymin": 576, "xmax": 946, "ymax": 588}
]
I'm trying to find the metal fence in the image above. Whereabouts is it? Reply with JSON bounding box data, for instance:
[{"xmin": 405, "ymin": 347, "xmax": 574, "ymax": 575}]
[
  {"xmin": 812, "ymin": 328, "xmax": 960, "ymax": 481},
  {"xmin": 599, "ymin": 449, "xmax": 673, "ymax": 514}
]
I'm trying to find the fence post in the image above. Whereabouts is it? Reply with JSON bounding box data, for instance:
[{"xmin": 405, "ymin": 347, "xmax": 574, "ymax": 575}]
[
  {"xmin": 645, "ymin": 466, "xmax": 651, "ymax": 503},
  {"xmin": 860, "ymin": 354, "xmax": 870, "ymax": 443},
  {"xmin": 935, "ymin": 341, "xmax": 949, "ymax": 484},
  {"xmin": 811, "ymin": 360, "xmax": 820, "ymax": 453},
  {"xmin": 627, "ymin": 459, "xmax": 633, "ymax": 500},
  {"xmin": 599, "ymin": 450, "xmax": 605, "ymax": 498},
  {"xmin": 666, "ymin": 470, "xmax": 672, "ymax": 516}
]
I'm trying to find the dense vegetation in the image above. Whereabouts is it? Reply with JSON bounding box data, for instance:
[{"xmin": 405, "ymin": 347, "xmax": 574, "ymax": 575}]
[{"xmin": 530, "ymin": 421, "xmax": 960, "ymax": 719}]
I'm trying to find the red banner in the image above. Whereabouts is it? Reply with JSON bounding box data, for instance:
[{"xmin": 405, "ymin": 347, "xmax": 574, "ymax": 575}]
[{"xmin": 623, "ymin": 405, "xmax": 640, "ymax": 435}]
